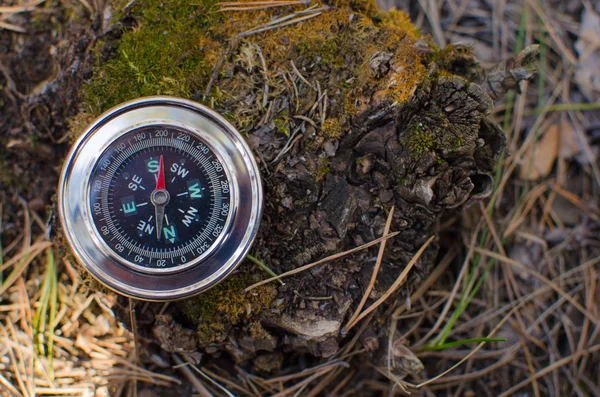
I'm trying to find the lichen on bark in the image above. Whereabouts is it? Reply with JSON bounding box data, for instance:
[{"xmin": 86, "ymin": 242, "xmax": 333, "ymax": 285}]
[{"xmin": 82, "ymin": 0, "xmax": 538, "ymax": 376}]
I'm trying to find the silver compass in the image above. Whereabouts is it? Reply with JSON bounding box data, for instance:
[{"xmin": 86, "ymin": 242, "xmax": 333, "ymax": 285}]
[{"xmin": 58, "ymin": 96, "xmax": 263, "ymax": 301}]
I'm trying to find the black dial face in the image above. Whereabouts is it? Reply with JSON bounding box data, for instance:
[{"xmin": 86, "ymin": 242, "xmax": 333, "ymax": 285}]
[{"xmin": 89, "ymin": 125, "xmax": 231, "ymax": 271}]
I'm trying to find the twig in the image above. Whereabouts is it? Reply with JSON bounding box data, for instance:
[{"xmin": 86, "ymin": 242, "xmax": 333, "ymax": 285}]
[
  {"xmin": 344, "ymin": 235, "xmax": 436, "ymax": 333},
  {"xmin": 244, "ymin": 232, "xmax": 400, "ymax": 292},
  {"xmin": 345, "ymin": 207, "xmax": 394, "ymax": 329},
  {"xmin": 171, "ymin": 354, "xmax": 212, "ymax": 397},
  {"xmin": 290, "ymin": 60, "xmax": 313, "ymax": 89}
]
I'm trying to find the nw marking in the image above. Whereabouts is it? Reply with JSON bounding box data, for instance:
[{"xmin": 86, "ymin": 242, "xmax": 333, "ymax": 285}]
[{"xmin": 182, "ymin": 207, "xmax": 198, "ymax": 227}]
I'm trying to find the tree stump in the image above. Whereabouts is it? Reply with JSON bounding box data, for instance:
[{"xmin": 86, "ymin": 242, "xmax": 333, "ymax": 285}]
[{"xmin": 80, "ymin": 0, "xmax": 539, "ymax": 384}]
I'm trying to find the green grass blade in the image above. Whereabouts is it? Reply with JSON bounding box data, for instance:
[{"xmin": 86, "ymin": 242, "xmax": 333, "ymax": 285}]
[
  {"xmin": 419, "ymin": 337, "xmax": 507, "ymax": 352},
  {"xmin": 48, "ymin": 250, "xmax": 57, "ymax": 378},
  {"xmin": 246, "ymin": 254, "xmax": 285, "ymax": 285}
]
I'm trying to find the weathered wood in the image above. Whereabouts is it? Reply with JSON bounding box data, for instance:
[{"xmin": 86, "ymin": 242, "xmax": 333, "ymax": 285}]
[{"xmin": 86, "ymin": 0, "xmax": 538, "ymax": 378}]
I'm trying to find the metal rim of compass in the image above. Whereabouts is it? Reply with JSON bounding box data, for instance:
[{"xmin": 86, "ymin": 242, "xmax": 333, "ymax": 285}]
[{"xmin": 58, "ymin": 96, "xmax": 263, "ymax": 301}]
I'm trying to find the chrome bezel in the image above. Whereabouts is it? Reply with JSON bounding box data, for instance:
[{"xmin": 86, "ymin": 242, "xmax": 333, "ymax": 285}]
[{"xmin": 58, "ymin": 96, "xmax": 263, "ymax": 301}]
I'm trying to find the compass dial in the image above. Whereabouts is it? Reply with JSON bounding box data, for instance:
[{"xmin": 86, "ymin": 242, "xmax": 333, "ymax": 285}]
[{"xmin": 89, "ymin": 126, "xmax": 231, "ymax": 271}]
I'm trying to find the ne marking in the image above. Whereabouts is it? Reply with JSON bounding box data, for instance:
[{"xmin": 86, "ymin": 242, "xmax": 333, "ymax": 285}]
[
  {"xmin": 137, "ymin": 202, "xmax": 149, "ymax": 207},
  {"xmin": 177, "ymin": 192, "xmax": 189, "ymax": 197}
]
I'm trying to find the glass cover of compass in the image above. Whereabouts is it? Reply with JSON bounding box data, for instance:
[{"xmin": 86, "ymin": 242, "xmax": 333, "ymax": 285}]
[{"xmin": 59, "ymin": 97, "xmax": 263, "ymax": 301}]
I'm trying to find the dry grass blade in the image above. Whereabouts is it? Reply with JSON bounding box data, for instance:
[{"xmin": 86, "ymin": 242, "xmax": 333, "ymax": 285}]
[
  {"xmin": 186, "ymin": 363, "xmax": 235, "ymax": 397},
  {"xmin": 345, "ymin": 207, "xmax": 394, "ymax": 328},
  {"xmin": 0, "ymin": 0, "xmax": 45, "ymax": 14},
  {"xmin": 218, "ymin": 0, "xmax": 307, "ymax": 5},
  {"xmin": 244, "ymin": 231, "xmax": 400, "ymax": 291},
  {"xmin": 552, "ymin": 183, "xmax": 600, "ymax": 220},
  {"xmin": 0, "ymin": 241, "xmax": 51, "ymax": 272},
  {"xmin": 344, "ymin": 235, "xmax": 435, "ymax": 332},
  {"xmin": 240, "ymin": 11, "xmax": 323, "ymax": 37},
  {"xmin": 271, "ymin": 366, "xmax": 338, "ymax": 397},
  {"xmin": 1, "ymin": 321, "xmax": 30, "ymax": 397},
  {"xmin": 0, "ymin": 242, "xmax": 50, "ymax": 297},
  {"xmin": 0, "ymin": 372, "xmax": 24, "ymax": 397},
  {"xmin": 264, "ymin": 360, "xmax": 347, "ymax": 384},
  {"xmin": 497, "ymin": 344, "xmax": 600, "ymax": 397},
  {"xmin": 489, "ymin": 80, "xmax": 564, "ymax": 211},
  {"xmin": 525, "ymin": 0, "xmax": 578, "ymax": 64},
  {"xmin": 0, "ymin": 0, "xmax": 46, "ymax": 33},
  {"xmin": 219, "ymin": 0, "xmax": 309, "ymax": 11},
  {"xmin": 0, "ymin": 21, "xmax": 26, "ymax": 33},
  {"xmin": 503, "ymin": 183, "xmax": 548, "ymax": 238},
  {"xmin": 474, "ymin": 247, "xmax": 599, "ymax": 324},
  {"xmin": 417, "ymin": 0, "xmax": 446, "ymax": 47},
  {"xmin": 171, "ymin": 354, "xmax": 212, "ymax": 397},
  {"xmin": 412, "ymin": 219, "xmax": 483, "ymax": 349},
  {"xmin": 395, "ymin": 247, "xmax": 457, "ymax": 320}
]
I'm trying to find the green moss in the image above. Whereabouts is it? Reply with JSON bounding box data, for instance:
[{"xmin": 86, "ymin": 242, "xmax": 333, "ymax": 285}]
[
  {"xmin": 180, "ymin": 274, "xmax": 277, "ymax": 345},
  {"xmin": 315, "ymin": 157, "xmax": 331, "ymax": 182},
  {"xmin": 84, "ymin": 0, "xmax": 221, "ymax": 113},
  {"xmin": 406, "ymin": 123, "xmax": 436, "ymax": 158},
  {"xmin": 297, "ymin": 35, "xmax": 344, "ymax": 68},
  {"xmin": 429, "ymin": 44, "xmax": 474, "ymax": 66},
  {"xmin": 273, "ymin": 114, "xmax": 290, "ymax": 136},
  {"xmin": 452, "ymin": 134, "xmax": 465, "ymax": 150},
  {"xmin": 322, "ymin": 118, "xmax": 342, "ymax": 139},
  {"xmin": 375, "ymin": 8, "xmax": 421, "ymax": 40},
  {"xmin": 246, "ymin": 321, "xmax": 271, "ymax": 340}
]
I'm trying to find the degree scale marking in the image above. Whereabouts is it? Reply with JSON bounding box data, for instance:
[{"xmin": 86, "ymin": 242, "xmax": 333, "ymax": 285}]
[{"xmin": 90, "ymin": 127, "xmax": 232, "ymax": 267}]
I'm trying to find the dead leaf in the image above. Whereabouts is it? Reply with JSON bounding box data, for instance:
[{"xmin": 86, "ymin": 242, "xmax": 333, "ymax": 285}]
[
  {"xmin": 558, "ymin": 118, "xmax": 579, "ymax": 160},
  {"xmin": 519, "ymin": 123, "xmax": 559, "ymax": 180}
]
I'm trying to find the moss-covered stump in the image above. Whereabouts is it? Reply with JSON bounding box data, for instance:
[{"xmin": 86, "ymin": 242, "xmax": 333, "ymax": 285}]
[{"xmin": 82, "ymin": 0, "xmax": 538, "ymax": 384}]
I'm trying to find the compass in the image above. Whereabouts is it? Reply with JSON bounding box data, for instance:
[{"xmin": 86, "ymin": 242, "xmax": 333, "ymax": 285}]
[{"xmin": 59, "ymin": 97, "xmax": 262, "ymax": 301}]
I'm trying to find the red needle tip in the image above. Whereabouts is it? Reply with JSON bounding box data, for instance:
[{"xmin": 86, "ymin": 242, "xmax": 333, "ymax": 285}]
[{"xmin": 156, "ymin": 155, "xmax": 165, "ymax": 190}]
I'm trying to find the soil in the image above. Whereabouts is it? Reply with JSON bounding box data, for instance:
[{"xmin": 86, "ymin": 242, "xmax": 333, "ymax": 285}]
[{"xmin": 0, "ymin": 2, "xmax": 99, "ymax": 240}]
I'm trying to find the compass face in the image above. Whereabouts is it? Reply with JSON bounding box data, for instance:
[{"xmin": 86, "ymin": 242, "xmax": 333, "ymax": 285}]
[{"xmin": 89, "ymin": 125, "xmax": 231, "ymax": 271}]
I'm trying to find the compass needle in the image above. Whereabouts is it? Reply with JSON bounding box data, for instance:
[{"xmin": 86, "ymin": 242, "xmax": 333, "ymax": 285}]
[
  {"xmin": 59, "ymin": 97, "xmax": 262, "ymax": 300},
  {"xmin": 152, "ymin": 155, "xmax": 168, "ymax": 240},
  {"xmin": 155, "ymin": 205, "xmax": 164, "ymax": 240}
]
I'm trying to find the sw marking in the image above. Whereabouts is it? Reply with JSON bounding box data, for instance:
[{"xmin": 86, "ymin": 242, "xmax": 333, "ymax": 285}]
[{"xmin": 171, "ymin": 163, "xmax": 189, "ymax": 179}]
